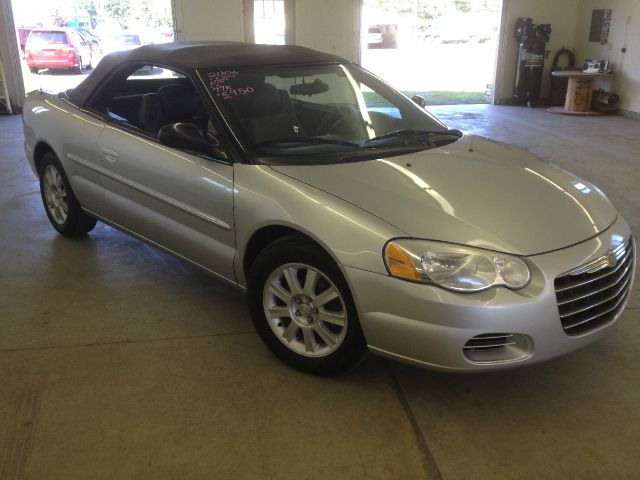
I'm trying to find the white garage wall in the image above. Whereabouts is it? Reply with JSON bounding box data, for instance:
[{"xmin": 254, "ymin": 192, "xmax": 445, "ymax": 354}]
[
  {"xmin": 173, "ymin": 0, "xmax": 246, "ymax": 42},
  {"xmin": 293, "ymin": 0, "xmax": 361, "ymax": 62},
  {"xmin": 1, "ymin": 0, "xmax": 637, "ymax": 113},
  {"xmin": 495, "ymin": 0, "xmax": 580, "ymax": 104},
  {"xmin": 574, "ymin": 0, "xmax": 640, "ymax": 114},
  {"xmin": 173, "ymin": 0, "xmax": 361, "ymax": 62}
]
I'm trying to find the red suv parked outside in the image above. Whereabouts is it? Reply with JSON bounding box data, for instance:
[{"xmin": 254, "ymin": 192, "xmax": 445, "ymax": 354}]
[{"xmin": 25, "ymin": 28, "xmax": 93, "ymax": 74}]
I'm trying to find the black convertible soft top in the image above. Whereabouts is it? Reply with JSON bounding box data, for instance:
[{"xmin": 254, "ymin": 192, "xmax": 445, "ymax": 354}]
[{"xmin": 68, "ymin": 41, "xmax": 349, "ymax": 106}]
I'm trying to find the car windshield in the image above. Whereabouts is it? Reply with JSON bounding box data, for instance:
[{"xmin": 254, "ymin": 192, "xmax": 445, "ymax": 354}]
[
  {"xmin": 202, "ymin": 63, "xmax": 459, "ymax": 164},
  {"xmin": 27, "ymin": 31, "xmax": 68, "ymax": 45}
]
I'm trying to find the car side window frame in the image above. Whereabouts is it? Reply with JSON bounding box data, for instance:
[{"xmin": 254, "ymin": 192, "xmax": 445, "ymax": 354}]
[
  {"xmin": 85, "ymin": 62, "xmax": 235, "ymax": 165},
  {"xmin": 69, "ymin": 31, "xmax": 83, "ymax": 47}
]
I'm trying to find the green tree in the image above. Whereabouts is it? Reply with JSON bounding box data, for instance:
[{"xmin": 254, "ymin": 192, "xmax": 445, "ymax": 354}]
[
  {"xmin": 78, "ymin": 0, "xmax": 98, "ymax": 28},
  {"xmin": 130, "ymin": 0, "xmax": 173, "ymax": 28},
  {"xmin": 52, "ymin": 9, "xmax": 67, "ymax": 27},
  {"xmin": 79, "ymin": 0, "xmax": 98, "ymax": 18},
  {"xmin": 453, "ymin": 0, "xmax": 471, "ymax": 13},
  {"xmin": 104, "ymin": 0, "xmax": 132, "ymax": 26}
]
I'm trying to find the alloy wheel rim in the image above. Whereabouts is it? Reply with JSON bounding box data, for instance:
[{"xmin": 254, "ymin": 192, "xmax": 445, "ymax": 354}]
[
  {"xmin": 42, "ymin": 165, "xmax": 68, "ymax": 225},
  {"xmin": 263, "ymin": 263, "xmax": 348, "ymax": 357}
]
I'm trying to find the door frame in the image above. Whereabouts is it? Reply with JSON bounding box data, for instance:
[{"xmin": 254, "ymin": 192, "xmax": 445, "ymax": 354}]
[
  {"xmin": 243, "ymin": 0, "xmax": 296, "ymax": 45},
  {"xmin": 1, "ymin": 0, "xmax": 179, "ymax": 111},
  {"xmin": 358, "ymin": 0, "xmax": 507, "ymax": 105},
  {"xmin": 0, "ymin": 0, "xmax": 25, "ymax": 111}
]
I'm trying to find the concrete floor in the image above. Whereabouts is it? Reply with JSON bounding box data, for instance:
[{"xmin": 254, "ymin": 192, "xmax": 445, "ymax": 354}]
[{"xmin": 1, "ymin": 105, "xmax": 639, "ymax": 480}]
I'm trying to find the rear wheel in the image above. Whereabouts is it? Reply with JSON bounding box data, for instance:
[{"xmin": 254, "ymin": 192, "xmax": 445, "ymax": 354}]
[
  {"xmin": 29, "ymin": 67, "xmax": 38, "ymax": 74},
  {"xmin": 247, "ymin": 235, "xmax": 367, "ymax": 375},
  {"xmin": 75, "ymin": 58, "xmax": 83, "ymax": 74},
  {"xmin": 38, "ymin": 152, "xmax": 96, "ymax": 237}
]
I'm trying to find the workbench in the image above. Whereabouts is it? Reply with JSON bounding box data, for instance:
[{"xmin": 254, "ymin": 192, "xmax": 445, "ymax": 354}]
[{"xmin": 547, "ymin": 71, "xmax": 613, "ymax": 116}]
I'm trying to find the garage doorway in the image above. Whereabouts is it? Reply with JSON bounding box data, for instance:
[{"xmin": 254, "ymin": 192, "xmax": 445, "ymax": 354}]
[
  {"xmin": 361, "ymin": 0, "xmax": 503, "ymax": 105},
  {"xmin": 11, "ymin": 0, "xmax": 175, "ymax": 96}
]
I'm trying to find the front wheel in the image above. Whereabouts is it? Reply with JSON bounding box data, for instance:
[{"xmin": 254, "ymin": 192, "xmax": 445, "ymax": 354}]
[
  {"xmin": 247, "ymin": 235, "xmax": 367, "ymax": 375},
  {"xmin": 38, "ymin": 152, "xmax": 97, "ymax": 237}
]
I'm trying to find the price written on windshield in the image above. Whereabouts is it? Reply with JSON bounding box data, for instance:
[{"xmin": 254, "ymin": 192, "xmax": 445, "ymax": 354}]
[{"xmin": 208, "ymin": 70, "xmax": 255, "ymax": 100}]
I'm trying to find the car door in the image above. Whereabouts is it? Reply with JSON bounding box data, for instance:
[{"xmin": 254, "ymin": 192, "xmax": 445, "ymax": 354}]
[
  {"xmin": 54, "ymin": 98, "xmax": 106, "ymax": 213},
  {"xmin": 92, "ymin": 66, "xmax": 237, "ymax": 283}
]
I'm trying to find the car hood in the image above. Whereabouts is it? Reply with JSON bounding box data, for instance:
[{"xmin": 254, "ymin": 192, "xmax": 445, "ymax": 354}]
[{"xmin": 269, "ymin": 134, "xmax": 617, "ymax": 256}]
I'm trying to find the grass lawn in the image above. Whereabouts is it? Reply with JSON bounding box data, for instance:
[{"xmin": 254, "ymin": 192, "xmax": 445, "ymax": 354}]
[{"xmin": 363, "ymin": 90, "xmax": 488, "ymax": 107}]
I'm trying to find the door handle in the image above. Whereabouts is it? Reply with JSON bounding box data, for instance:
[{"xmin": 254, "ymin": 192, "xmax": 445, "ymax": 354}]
[{"xmin": 101, "ymin": 147, "xmax": 119, "ymax": 162}]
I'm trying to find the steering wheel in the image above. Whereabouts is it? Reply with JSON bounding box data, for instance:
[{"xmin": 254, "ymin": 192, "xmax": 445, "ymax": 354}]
[{"xmin": 323, "ymin": 107, "xmax": 362, "ymax": 137}]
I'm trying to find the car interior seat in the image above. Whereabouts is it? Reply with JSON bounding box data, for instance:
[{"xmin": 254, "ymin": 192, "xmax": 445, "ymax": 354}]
[
  {"xmin": 246, "ymin": 83, "xmax": 305, "ymax": 144},
  {"xmin": 138, "ymin": 93, "xmax": 162, "ymax": 134},
  {"xmin": 137, "ymin": 84, "xmax": 209, "ymax": 136},
  {"xmin": 157, "ymin": 84, "xmax": 208, "ymax": 131}
]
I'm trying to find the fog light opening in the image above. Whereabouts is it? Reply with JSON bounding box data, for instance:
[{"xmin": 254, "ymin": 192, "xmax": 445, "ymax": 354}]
[{"xmin": 463, "ymin": 333, "xmax": 533, "ymax": 364}]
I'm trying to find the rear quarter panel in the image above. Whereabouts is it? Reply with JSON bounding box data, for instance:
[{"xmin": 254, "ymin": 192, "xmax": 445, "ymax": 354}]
[{"xmin": 22, "ymin": 91, "xmax": 105, "ymax": 212}]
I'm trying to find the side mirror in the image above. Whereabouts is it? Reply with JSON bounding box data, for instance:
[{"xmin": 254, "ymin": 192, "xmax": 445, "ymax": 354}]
[
  {"xmin": 158, "ymin": 122, "xmax": 219, "ymax": 156},
  {"xmin": 411, "ymin": 95, "xmax": 427, "ymax": 109}
]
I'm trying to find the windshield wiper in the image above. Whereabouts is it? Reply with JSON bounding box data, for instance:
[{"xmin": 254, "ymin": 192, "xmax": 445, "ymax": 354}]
[
  {"xmin": 364, "ymin": 128, "xmax": 463, "ymax": 144},
  {"xmin": 255, "ymin": 137, "xmax": 359, "ymax": 148}
]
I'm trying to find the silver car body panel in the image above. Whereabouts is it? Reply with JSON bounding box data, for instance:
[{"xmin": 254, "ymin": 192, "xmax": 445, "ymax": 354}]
[
  {"xmin": 232, "ymin": 164, "xmax": 404, "ymax": 285},
  {"xmin": 349, "ymin": 215, "xmax": 634, "ymax": 371},
  {"xmin": 24, "ymin": 93, "xmax": 237, "ymax": 283},
  {"xmin": 93, "ymin": 125, "xmax": 236, "ymax": 281},
  {"xmin": 22, "ymin": 89, "xmax": 635, "ymax": 372},
  {"xmin": 23, "ymin": 95, "xmax": 106, "ymax": 213},
  {"xmin": 271, "ymin": 135, "xmax": 618, "ymax": 256}
]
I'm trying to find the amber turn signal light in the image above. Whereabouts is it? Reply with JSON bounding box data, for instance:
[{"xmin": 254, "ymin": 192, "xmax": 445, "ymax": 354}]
[{"xmin": 385, "ymin": 243, "xmax": 421, "ymax": 280}]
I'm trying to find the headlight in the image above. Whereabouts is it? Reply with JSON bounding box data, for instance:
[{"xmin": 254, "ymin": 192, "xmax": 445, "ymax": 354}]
[{"xmin": 384, "ymin": 239, "xmax": 530, "ymax": 292}]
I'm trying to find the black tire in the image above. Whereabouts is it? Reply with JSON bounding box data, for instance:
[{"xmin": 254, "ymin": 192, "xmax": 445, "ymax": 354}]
[
  {"xmin": 75, "ymin": 58, "xmax": 83, "ymax": 74},
  {"xmin": 247, "ymin": 235, "xmax": 367, "ymax": 375},
  {"xmin": 29, "ymin": 67, "xmax": 38, "ymax": 74},
  {"xmin": 38, "ymin": 152, "xmax": 97, "ymax": 237}
]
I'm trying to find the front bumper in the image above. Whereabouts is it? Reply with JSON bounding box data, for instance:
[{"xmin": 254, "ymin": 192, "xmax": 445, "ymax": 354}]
[{"xmin": 347, "ymin": 216, "xmax": 635, "ymax": 371}]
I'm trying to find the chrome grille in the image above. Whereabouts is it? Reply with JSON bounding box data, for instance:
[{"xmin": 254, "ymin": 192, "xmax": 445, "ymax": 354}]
[{"xmin": 555, "ymin": 238, "xmax": 635, "ymax": 336}]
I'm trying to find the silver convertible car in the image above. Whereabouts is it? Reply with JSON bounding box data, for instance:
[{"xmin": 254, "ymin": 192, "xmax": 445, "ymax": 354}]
[{"xmin": 22, "ymin": 42, "xmax": 635, "ymax": 375}]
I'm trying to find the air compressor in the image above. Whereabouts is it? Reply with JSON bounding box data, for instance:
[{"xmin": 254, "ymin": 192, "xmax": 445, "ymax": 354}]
[{"xmin": 512, "ymin": 18, "xmax": 552, "ymax": 106}]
